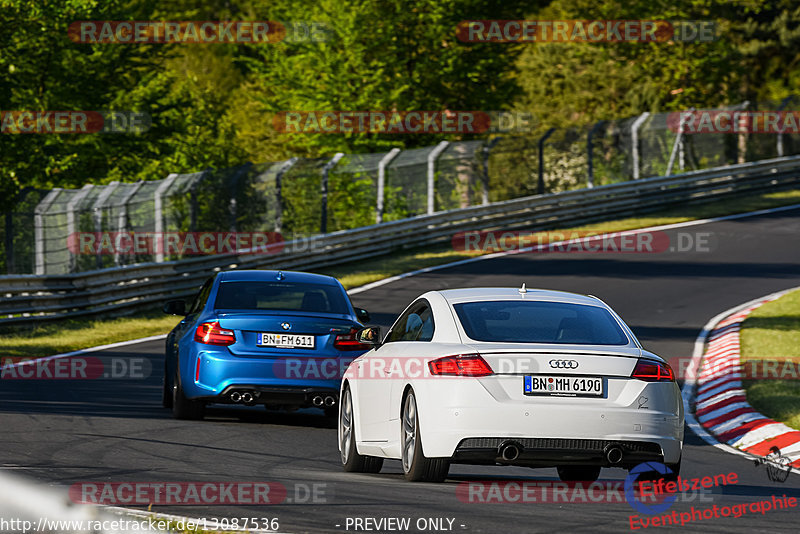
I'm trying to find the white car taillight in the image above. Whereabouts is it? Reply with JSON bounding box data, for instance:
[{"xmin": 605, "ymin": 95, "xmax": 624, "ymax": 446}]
[
  {"xmin": 631, "ymin": 359, "xmax": 675, "ymax": 382},
  {"xmin": 428, "ymin": 354, "xmax": 493, "ymax": 377}
]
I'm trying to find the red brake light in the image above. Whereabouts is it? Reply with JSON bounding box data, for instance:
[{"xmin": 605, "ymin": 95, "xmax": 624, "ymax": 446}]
[
  {"xmin": 631, "ymin": 359, "xmax": 674, "ymax": 382},
  {"xmin": 194, "ymin": 322, "xmax": 236, "ymax": 346},
  {"xmin": 333, "ymin": 327, "xmax": 372, "ymax": 351},
  {"xmin": 428, "ymin": 354, "xmax": 493, "ymax": 377}
]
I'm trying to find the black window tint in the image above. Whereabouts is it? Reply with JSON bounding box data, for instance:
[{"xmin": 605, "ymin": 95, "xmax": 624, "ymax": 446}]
[
  {"xmin": 213, "ymin": 281, "xmax": 349, "ymax": 314},
  {"xmin": 386, "ymin": 301, "xmax": 434, "ymax": 342},
  {"xmin": 187, "ymin": 278, "xmax": 214, "ymax": 315},
  {"xmin": 454, "ymin": 301, "xmax": 629, "ymax": 345}
]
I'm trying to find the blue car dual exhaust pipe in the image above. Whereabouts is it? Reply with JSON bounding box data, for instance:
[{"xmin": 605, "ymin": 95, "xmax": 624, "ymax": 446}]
[
  {"xmin": 229, "ymin": 390, "xmax": 257, "ymax": 404},
  {"xmin": 313, "ymin": 395, "xmax": 336, "ymax": 407},
  {"xmin": 227, "ymin": 390, "xmax": 336, "ymax": 407}
]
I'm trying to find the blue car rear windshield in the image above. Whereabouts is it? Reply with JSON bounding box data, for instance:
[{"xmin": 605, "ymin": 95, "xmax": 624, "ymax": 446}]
[
  {"xmin": 215, "ymin": 281, "xmax": 349, "ymax": 314},
  {"xmin": 453, "ymin": 300, "xmax": 629, "ymax": 345}
]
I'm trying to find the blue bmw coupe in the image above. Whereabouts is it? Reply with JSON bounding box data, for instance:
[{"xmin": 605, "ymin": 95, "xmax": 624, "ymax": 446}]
[{"xmin": 162, "ymin": 270, "xmax": 371, "ymax": 420}]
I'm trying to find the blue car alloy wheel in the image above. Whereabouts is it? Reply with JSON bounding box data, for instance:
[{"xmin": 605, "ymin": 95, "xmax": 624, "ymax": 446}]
[{"xmin": 162, "ymin": 269, "xmax": 372, "ymax": 420}]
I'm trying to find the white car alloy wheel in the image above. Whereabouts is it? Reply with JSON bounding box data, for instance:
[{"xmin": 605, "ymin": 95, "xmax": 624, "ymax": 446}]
[
  {"xmin": 402, "ymin": 392, "xmax": 417, "ymax": 473},
  {"xmin": 401, "ymin": 390, "xmax": 449, "ymax": 482},
  {"xmin": 339, "ymin": 386, "xmax": 383, "ymax": 473},
  {"xmin": 340, "ymin": 387, "xmax": 354, "ymax": 465}
]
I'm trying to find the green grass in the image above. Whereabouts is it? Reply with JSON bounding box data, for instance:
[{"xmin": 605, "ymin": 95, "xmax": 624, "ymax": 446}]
[
  {"xmin": 3, "ymin": 187, "xmax": 800, "ymax": 360},
  {"xmin": 0, "ymin": 311, "xmax": 180, "ymax": 360},
  {"xmin": 740, "ymin": 288, "xmax": 800, "ymax": 431}
]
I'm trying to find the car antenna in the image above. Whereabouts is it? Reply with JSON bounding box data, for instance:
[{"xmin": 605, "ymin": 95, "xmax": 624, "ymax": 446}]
[
  {"xmin": 519, "ymin": 283, "xmax": 527, "ymax": 297},
  {"xmin": 276, "ymin": 270, "xmax": 285, "ymax": 281}
]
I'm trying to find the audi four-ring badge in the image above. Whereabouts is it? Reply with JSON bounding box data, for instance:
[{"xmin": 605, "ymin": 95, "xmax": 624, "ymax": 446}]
[{"xmin": 338, "ymin": 287, "xmax": 684, "ymax": 482}]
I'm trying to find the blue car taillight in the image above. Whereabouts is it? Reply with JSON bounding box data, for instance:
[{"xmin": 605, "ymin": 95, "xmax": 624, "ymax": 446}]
[
  {"xmin": 333, "ymin": 327, "xmax": 372, "ymax": 351},
  {"xmin": 194, "ymin": 322, "xmax": 236, "ymax": 346}
]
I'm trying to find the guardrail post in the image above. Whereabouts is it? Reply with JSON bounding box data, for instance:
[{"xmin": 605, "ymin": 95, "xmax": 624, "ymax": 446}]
[
  {"xmin": 274, "ymin": 157, "xmax": 298, "ymax": 233},
  {"xmin": 154, "ymin": 174, "xmax": 177, "ymax": 263},
  {"xmin": 776, "ymin": 96, "xmax": 794, "ymax": 157},
  {"xmin": 92, "ymin": 181, "xmax": 119, "ymax": 269},
  {"xmin": 34, "ymin": 189, "xmax": 61, "ymax": 275},
  {"xmin": 115, "ymin": 180, "xmax": 144, "ymax": 266},
  {"xmin": 538, "ymin": 128, "xmax": 556, "ymax": 194},
  {"xmin": 482, "ymin": 138, "xmax": 501, "ymax": 204},
  {"xmin": 587, "ymin": 121, "xmax": 606, "ymax": 188},
  {"xmin": 376, "ymin": 148, "xmax": 401, "ymax": 223},
  {"xmin": 631, "ymin": 112, "xmax": 650, "ymax": 179},
  {"xmin": 321, "ymin": 153, "xmax": 345, "ymax": 234},
  {"xmin": 427, "ymin": 141, "xmax": 449, "ymax": 214}
]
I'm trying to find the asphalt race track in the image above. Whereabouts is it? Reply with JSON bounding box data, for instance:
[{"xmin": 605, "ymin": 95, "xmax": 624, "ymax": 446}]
[{"xmin": 3, "ymin": 207, "xmax": 800, "ymax": 533}]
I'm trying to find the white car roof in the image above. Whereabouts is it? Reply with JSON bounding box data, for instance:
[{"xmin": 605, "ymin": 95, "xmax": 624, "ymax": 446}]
[{"xmin": 435, "ymin": 287, "xmax": 604, "ymax": 306}]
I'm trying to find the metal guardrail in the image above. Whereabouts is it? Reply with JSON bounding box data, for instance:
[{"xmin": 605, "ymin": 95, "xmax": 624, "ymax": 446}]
[{"xmin": 2, "ymin": 156, "xmax": 800, "ymax": 327}]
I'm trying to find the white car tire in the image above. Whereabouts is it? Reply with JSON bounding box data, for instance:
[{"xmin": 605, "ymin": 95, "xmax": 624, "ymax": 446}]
[
  {"xmin": 402, "ymin": 389, "xmax": 449, "ymax": 482},
  {"xmin": 340, "ymin": 385, "xmax": 383, "ymax": 473}
]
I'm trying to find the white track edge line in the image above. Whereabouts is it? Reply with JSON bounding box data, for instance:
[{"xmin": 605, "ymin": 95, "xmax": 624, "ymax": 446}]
[{"xmin": 681, "ymin": 285, "xmax": 800, "ymax": 473}]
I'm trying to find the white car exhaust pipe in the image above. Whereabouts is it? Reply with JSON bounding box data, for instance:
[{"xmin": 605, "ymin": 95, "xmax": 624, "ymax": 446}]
[
  {"xmin": 312, "ymin": 395, "xmax": 324, "ymax": 406},
  {"xmin": 499, "ymin": 441, "xmax": 522, "ymax": 462},
  {"xmin": 605, "ymin": 445, "xmax": 624, "ymax": 464},
  {"xmin": 230, "ymin": 391, "xmax": 242, "ymax": 403},
  {"xmin": 324, "ymin": 396, "xmax": 336, "ymax": 407},
  {"xmin": 241, "ymin": 392, "xmax": 254, "ymax": 404}
]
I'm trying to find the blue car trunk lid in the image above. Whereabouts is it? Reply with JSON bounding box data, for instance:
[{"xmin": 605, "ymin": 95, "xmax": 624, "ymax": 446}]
[{"xmin": 216, "ymin": 312, "xmax": 357, "ymax": 357}]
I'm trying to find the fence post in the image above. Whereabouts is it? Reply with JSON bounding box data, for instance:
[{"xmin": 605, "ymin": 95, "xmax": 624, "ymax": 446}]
[
  {"xmin": 154, "ymin": 174, "xmax": 177, "ymax": 263},
  {"xmin": 115, "ymin": 181, "xmax": 144, "ymax": 266},
  {"xmin": 65, "ymin": 185, "xmax": 94, "ymax": 273},
  {"xmin": 631, "ymin": 112, "xmax": 650, "ymax": 179},
  {"xmin": 92, "ymin": 181, "xmax": 120, "ymax": 270},
  {"xmin": 777, "ymin": 96, "xmax": 794, "ymax": 157},
  {"xmin": 376, "ymin": 148, "xmax": 401, "ymax": 223},
  {"xmin": 34, "ymin": 189, "xmax": 61, "ymax": 275},
  {"xmin": 586, "ymin": 121, "xmax": 606, "ymax": 188},
  {"xmin": 274, "ymin": 158, "xmax": 298, "ymax": 233},
  {"xmin": 666, "ymin": 108, "xmax": 693, "ymax": 176},
  {"xmin": 482, "ymin": 138, "xmax": 501, "ymax": 204},
  {"xmin": 736, "ymin": 101, "xmax": 750, "ymax": 164},
  {"xmin": 538, "ymin": 128, "xmax": 556, "ymax": 194},
  {"xmin": 321, "ymin": 153, "xmax": 345, "ymax": 234},
  {"xmin": 4, "ymin": 210, "xmax": 12, "ymax": 274},
  {"xmin": 228, "ymin": 163, "xmax": 252, "ymax": 232},
  {"xmin": 427, "ymin": 141, "xmax": 449, "ymax": 214},
  {"xmin": 5, "ymin": 187, "xmax": 34, "ymax": 274}
]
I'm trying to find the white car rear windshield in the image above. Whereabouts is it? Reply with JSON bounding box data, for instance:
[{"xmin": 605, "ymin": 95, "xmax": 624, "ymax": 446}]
[{"xmin": 453, "ymin": 300, "xmax": 629, "ymax": 345}]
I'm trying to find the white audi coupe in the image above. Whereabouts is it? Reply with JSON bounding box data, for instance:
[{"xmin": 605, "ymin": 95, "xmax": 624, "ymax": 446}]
[{"xmin": 338, "ymin": 287, "xmax": 684, "ymax": 482}]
